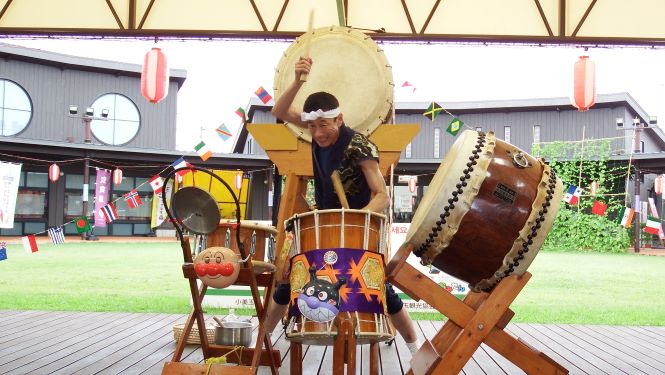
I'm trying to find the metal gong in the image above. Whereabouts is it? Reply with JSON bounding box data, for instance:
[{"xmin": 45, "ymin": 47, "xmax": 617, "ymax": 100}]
[{"xmin": 171, "ymin": 186, "xmax": 221, "ymax": 235}]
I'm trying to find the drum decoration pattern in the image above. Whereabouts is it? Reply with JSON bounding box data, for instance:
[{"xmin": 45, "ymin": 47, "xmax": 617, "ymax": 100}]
[
  {"xmin": 405, "ymin": 130, "xmax": 564, "ymax": 291},
  {"xmin": 296, "ymin": 265, "xmax": 346, "ymax": 323},
  {"xmin": 273, "ymin": 26, "xmax": 394, "ymax": 143}
]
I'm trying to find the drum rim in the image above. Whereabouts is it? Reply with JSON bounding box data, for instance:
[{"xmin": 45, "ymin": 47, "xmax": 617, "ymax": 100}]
[{"xmin": 273, "ymin": 25, "xmax": 394, "ymax": 143}]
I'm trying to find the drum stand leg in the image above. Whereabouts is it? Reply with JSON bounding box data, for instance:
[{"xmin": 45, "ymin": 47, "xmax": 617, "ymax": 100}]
[
  {"xmin": 332, "ymin": 313, "xmax": 357, "ymax": 375},
  {"xmin": 385, "ymin": 243, "xmax": 568, "ymax": 375}
]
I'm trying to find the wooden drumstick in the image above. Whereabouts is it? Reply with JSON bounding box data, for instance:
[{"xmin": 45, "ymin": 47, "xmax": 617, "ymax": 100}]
[
  {"xmin": 331, "ymin": 170, "xmax": 350, "ymax": 209},
  {"xmin": 299, "ymin": 9, "xmax": 314, "ymax": 83}
]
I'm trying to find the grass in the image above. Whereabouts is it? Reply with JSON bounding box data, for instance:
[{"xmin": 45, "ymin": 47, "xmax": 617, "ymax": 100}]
[{"xmin": 1, "ymin": 241, "xmax": 664, "ymax": 325}]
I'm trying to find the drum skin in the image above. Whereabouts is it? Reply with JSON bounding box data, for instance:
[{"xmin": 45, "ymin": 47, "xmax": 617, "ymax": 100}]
[
  {"xmin": 406, "ymin": 130, "xmax": 563, "ymax": 291},
  {"xmin": 273, "ymin": 26, "xmax": 393, "ymax": 143},
  {"xmin": 207, "ymin": 219, "xmax": 277, "ymax": 261}
]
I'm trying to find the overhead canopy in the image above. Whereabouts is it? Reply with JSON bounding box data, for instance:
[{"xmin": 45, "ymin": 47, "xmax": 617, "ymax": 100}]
[{"xmin": 1, "ymin": 0, "xmax": 665, "ymax": 45}]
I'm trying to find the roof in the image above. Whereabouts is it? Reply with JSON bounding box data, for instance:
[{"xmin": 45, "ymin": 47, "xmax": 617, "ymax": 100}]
[{"xmin": 0, "ymin": 42, "xmax": 187, "ymax": 89}]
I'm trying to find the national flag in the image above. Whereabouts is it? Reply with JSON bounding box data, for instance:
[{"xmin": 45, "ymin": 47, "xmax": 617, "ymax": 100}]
[
  {"xmin": 255, "ymin": 86, "xmax": 272, "ymax": 104},
  {"xmin": 423, "ymin": 102, "xmax": 443, "ymax": 121},
  {"xmin": 216, "ymin": 123, "xmax": 233, "ymax": 141},
  {"xmin": 149, "ymin": 175, "xmax": 164, "ymax": 194},
  {"xmin": 591, "ymin": 200, "xmax": 607, "ymax": 216},
  {"xmin": 447, "ymin": 118, "xmax": 464, "ymax": 136},
  {"xmin": 563, "ymin": 185, "xmax": 582, "ymax": 205},
  {"xmin": 644, "ymin": 216, "xmax": 661, "ymax": 235},
  {"xmin": 171, "ymin": 157, "xmax": 191, "ymax": 178},
  {"xmin": 194, "ymin": 141, "xmax": 213, "ymax": 161},
  {"xmin": 22, "ymin": 234, "xmax": 38, "ymax": 254},
  {"xmin": 74, "ymin": 216, "xmax": 91, "ymax": 233},
  {"xmin": 235, "ymin": 107, "xmax": 246, "ymax": 122},
  {"xmin": 123, "ymin": 189, "xmax": 143, "ymax": 209},
  {"xmin": 617, "ymin": 207, "xmax": 635, "ymax": 228},
  {"xmin": 401, "ymin": 81, "xmax": 416, "ymax": 93},
  {"xmin": 100, "ymin": 203, "xmax": 118, "ymax": 223},
  {"xmin": 0, "ymin": 241, "xmax": 6, "ymax": 261},
  {"xmin": 48, "ymin": 226, "xmax": 65, "ymax": 245}
]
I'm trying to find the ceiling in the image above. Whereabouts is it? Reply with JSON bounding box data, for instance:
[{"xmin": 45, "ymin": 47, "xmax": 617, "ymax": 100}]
[{"xmin": 1, "ymin": 0, "xmax": 665, "ymax": 45}]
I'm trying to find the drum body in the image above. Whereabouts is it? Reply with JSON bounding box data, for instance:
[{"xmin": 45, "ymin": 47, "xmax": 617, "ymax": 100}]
[
  {"xmin": 406, "ymin": 130, "xmax": 563, "ymax": 291},
  {"xmin": 284, "ymin": 209, "xmax": 394, "ymax": 345},
  {"xmin": 207, "ymin": 219, "xmax": 277, "ymax": 261},
  {"xmin": 273, "ymin": 26, "xmax": 393, "ymax": 143}
]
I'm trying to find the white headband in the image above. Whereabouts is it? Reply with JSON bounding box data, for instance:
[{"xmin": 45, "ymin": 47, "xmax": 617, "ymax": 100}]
[{"xmin": 300, "ymin": 107, "xmax": 341, "ymax": 122}]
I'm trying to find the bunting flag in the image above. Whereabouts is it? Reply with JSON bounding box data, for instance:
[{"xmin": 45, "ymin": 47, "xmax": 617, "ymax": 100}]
[
  {"xmin": 235, "ymin": 107, "xmax": 246, "ymax": 122},
  {"xmin": 0, "ymin": 241, "xmax": 6, "ymax": 261},
  {"xmin": 149, "ymin": 175, "xmax": 164, "ymax": 194},
  {"xmin": 447, "ymin": 118, "xmax": 464, "ymax": 137},
  {"xmin": 563, "ymin": 185, "xmax": 582, "ymax": 205},
  {"xmin": 255, "ymin": 86, "xmax": 273, "ymax": 104},
  {"xmin": 100, "ymin": 203, "xmax": 119, "ymax": 223},
  {"xmin": 48, "ymin": 226, "xmax": 65, "ymax": 245},
  {"xmin": 644, "ymin": 216, "xmax": 661, "ymax": 235},
  {"xmin": 401, "ymin": 81, "xmax": 416, "ymax": 93},
  {"xmin": 591, "ymin": 200, "xmax": 607, "ymax": 216},
  {"xmin": 617, "ymin": 207, "xmax": 635, "ymax": 228},
  {"xmin": 216, "ymin": 123, "xmax": 233, "ymax": 141},
  {"xmin": 123, "ymin": 189, "xmax": 143, "ymax": 209},
  {"xmin": 22, "ymin": 234, "xmax": 38, "ymax": 253},
  {"xmin": 171, "ymin": 157, "xmax": 191, "ymax": 178},
  {"xmin": 74, "ymin": 216, "xmax": 91, "ymax": 234},
  {"xmin": 423, "ymin": 102, "xmax": 443, "ymax": 121},
  {"xmin": 194, "ymin": 141, "xmax": 213, "ymax": 161}
]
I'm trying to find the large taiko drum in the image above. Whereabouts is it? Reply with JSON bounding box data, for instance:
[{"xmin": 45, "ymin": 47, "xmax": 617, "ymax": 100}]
[
  {"xmin": 406, "ymin": 130, "xmax": 564, "ymax": 291},
  {"xmin": 284, "ymin": 209, "xmax": 394, "ymax": 345},
  {"xmin": 207, "ymin": 219, "xmax": 277, "ymax": 265},
  {"xmin": 273, "ymin": 26, "xmax": 393, "ymax": 143}
]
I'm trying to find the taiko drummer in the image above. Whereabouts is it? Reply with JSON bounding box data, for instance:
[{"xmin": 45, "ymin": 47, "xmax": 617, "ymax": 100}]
[{"xmin": 265, "ymin": 56, "xmax": 420, "ymax": 354}]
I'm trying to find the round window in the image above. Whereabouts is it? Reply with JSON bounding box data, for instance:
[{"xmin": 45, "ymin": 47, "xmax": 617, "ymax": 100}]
[
  {"xmin": 1, "ymin": 79, "xmax": 33, "ymax": 136},
  {"xmin": 90, "ymin": 94, "xmax": 141, "ymax": 145}
]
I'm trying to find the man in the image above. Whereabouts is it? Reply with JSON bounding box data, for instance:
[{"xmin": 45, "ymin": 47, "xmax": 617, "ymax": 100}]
[{"xmin": 265, "ymin": 57, "xmax": 420, "ymax": 354}]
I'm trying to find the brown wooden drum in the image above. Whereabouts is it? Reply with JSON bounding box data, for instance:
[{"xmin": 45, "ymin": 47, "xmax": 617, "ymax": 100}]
[
  {"xmin": 406, "ymin": 130, "xmax": 563, "ymax": 291},
  {"xmin": 284, "ymin": 209, "xmax": 394, "ymax": 345},
  {"xmin": 273, "ymin": 26, "xmax": 393, "ymax": 143},
  {"xmin": 207, "ymin": 219, "xmax": 277, "ymax": 262}
]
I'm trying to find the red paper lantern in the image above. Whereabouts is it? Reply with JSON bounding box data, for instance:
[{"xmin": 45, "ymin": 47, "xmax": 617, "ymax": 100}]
[
  {"xmin": 235, "ymin": 172, "xmax": 243, "ymax": 190},
  {"xmin": 656, "ymin": 175, "xmax": 663, "ymax": 195},
  {"xmin": 141, "ymin": 48, "xmax": 169, "ymax": 103},
  {"xmin": 572, "ymin": 55, "xmax": 596, "ymax": 112},
  {"xmin": 408, "ymin": 177, "xmax": 417, "ymax": 193},
  {"xmin": 113, "ymin": 168, "xmax": 123, "ymax": 185},
  {"xmin": 49, "ymin": 163, "xmax": 60, "ymax": 182}
]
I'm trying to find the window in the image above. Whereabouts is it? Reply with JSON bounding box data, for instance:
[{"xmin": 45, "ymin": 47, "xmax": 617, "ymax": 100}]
[
  {"xmin": 90, "ymin": 93, "xmax": 140, "ymax": 145},
  {"xmin": 504, "ymin": 126, "xmax": 511, "ymax": 144},
  {"xmin": 533, "ymin": 125, "xmax": 541, "ymax": 145},
  {"xmin": 16, "ymin": 172, "xmax": 47, "ymax": 218},
  {"xmin": 405, "ymin": 142, "xmax": 412, "ymax": 158},
  {"xmin": 0, "ymin": 79, "xmax": 32, "ymax": 136},
  {"xmin": 433, "ymin": 128, "xmax": 440, "ymax": 158}
]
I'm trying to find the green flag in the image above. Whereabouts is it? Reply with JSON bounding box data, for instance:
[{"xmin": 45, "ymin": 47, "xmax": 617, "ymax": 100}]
[
  {"xmin": 74, "ymin": 216, "xmax": 91, "ymax": 233},
  {"xmin": 447, "ymin": 118, "xmax": 464, "ymax": 136},
  {"xmin": 423, "ymin": 102, "xmax": 443, "ymax": 121}
]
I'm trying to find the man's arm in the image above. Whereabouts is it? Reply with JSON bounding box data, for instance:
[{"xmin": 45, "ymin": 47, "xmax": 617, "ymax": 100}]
[
  {"xmin": 359, "ymin": 159, "xmax": 390, "ymax": 213},
  {"xmin": 271, "ymin": 57, "xmax": 311, "ymax": 129}
]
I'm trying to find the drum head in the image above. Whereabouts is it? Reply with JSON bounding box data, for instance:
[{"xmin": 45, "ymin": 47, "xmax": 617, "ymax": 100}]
[
  {"xmin": 171, "ymin": 186, "xmax": 221, "ymax": 235},
  {"xmin": 274, "ymin": 26, "xmax": 394, "ymax": 142}
]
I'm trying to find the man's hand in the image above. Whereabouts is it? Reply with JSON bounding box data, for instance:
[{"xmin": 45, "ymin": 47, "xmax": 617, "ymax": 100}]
[{"xmin": 295, "ymin": 57, "xmax": 312, "ymax": 82}]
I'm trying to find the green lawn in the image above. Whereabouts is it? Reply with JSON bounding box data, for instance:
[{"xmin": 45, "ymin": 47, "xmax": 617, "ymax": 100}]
[{"xmin": 1, "ymin": 241, "xmax": 664, "ymax": 325}]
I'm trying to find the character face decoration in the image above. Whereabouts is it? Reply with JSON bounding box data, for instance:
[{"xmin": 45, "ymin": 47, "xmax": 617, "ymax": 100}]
[
  {"xmin": 193, "ymin": 246, "xmax": 240, "ymax": 289},
  {"xmin": 297, "ymin": 265, "xmax": 346, "ymax": 323}
]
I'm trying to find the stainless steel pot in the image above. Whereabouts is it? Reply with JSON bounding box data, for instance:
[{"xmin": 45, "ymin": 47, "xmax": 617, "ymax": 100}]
[{"xmin": 214, "ymin": 321, "xmax": 253, "ymax": 347}]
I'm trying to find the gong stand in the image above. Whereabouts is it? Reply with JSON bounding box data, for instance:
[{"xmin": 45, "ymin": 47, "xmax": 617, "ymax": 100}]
[
  {"xmin": 248, "ymin": 123, "xmax": 419, "ymax": 375},
  {"xmin": 385, "ymin": 243, "xmax": 568, "ymax": 375},
  {"xmin": 160, "ymin": 167, "xmax": 280, "ymax": 375}
]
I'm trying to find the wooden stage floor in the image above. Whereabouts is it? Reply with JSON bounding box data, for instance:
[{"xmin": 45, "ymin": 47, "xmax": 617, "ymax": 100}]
[{"xmin": 1, "ymin": 310, "xmax": 664, "ymax": 374}]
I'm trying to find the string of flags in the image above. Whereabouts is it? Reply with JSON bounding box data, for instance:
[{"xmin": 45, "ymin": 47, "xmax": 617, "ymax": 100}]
[{"xmin": 422, "ymin": 102, "xmax": 466, "ymax": 137}]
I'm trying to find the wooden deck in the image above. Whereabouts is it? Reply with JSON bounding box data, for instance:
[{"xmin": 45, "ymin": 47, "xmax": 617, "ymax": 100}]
[{"xmin": 1, "ymin": 310, "xmax": 664, "ymax": 375}]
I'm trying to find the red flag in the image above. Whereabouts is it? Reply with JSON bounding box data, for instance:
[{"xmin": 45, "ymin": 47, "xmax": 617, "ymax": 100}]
[{"xmin": 591, "ymin": 200, "xmax": 607, "ymax": 216}]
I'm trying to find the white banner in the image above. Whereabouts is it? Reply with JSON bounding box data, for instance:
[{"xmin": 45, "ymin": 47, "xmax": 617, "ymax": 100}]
[
  {"xmin": 0, "ymin": 162, "xmax": 22, "ymax": 229},
  {"xmin": 151, "ymin": 181, "xmax": 173, "ymax": 228}
]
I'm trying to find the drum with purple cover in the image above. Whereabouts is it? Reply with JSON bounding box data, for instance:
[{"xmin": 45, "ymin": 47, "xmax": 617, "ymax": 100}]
[
  {"xmin": 405, "ymin": 130, "xmax": 564, "ymax": 292},
  {"xmin": 284, "ymin": 209, "xmax": 394, "ymax": 345}
]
